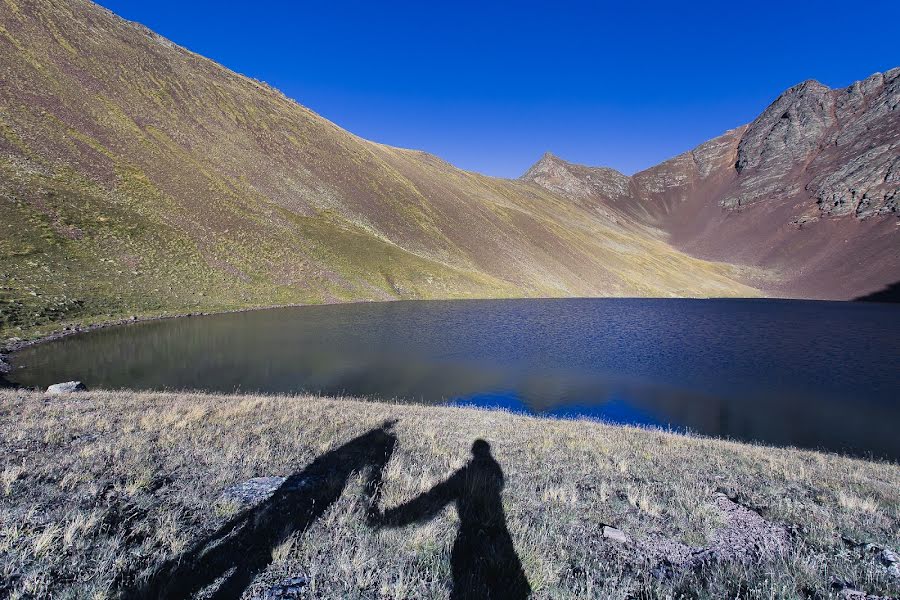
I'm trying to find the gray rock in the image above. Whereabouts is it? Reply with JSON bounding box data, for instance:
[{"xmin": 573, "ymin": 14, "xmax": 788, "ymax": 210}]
[
  {"xmin": 724, "ymin": 70, "xmax": 900, "ymax": 217},
  {"xmin": 838, "ymin": 591, "xmax": 894, "ymax": 600},
  {"xmin": 880, "ymin": 548, "xmax": 900, "ymax": 579},
  {"xmin": 601, "ymin": 525, "xmax": 629, "ymax": 543},
  {"xmin": 220, "ymin": 476, "xmax": 286, "ymax": 507},
  {"xmin": 219, "ymin": 475, "xmax": 319, "ymax": 509},
  {"xmin": 0, "ymin": 357, "xmax": 12, "ymax": 389},
  {"xmin": 255, "ymin": 576, "xmax": 309, "ymax": 599},
  {"xmin": 520, "ymin": 152, "xmax": 632, "ymax": 205},
  {"xmin": 46, "ymin": 381, "xmax": 87, "ymax": 394}
]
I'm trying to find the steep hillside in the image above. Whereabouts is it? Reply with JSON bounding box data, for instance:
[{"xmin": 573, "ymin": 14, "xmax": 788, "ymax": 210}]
[
  {"xmin": 0, "ymin": 0, "xmax": 757, "ymax": 340},
  {"xmin": 523, "ymin": 71, "xmax": 900, "ymax": 300}
]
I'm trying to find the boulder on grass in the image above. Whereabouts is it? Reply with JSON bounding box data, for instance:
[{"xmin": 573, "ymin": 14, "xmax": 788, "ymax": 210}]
[{"xmin": 46, "ymin": 381, "xmax": 87, "ymax": 394}]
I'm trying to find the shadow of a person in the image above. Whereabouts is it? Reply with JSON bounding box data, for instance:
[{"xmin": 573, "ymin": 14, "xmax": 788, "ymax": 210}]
[
  {"xmin": 124, "ymin": 421, "xmax": 398, "ymax": 600},
  {"xmin": 370, "ymin": 439, "xmax": 531, "ymax": 600}
]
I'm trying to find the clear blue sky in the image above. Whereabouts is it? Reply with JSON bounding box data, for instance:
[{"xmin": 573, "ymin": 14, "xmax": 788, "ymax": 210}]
[{"xmin": 95, "ymin": 0, "xmax": 899, "ymax": 178}]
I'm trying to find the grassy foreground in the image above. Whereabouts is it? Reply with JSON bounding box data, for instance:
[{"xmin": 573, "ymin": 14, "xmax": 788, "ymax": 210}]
[{"xmin": 0, "ymin": 390, "xmax": 897, "ymax": 599}]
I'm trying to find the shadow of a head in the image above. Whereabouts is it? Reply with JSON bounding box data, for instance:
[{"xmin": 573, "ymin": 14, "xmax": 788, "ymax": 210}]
[{"xmin": 472, "ymin": 439, "xmax": 491, "ymax": 457}]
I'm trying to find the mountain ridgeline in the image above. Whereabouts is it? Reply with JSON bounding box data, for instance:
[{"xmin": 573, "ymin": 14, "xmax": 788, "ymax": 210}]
[
  {"xmin": 522, "ymin": 72, "xmax": 900, "ymax": 300},
  {"xmin": 0, "ymin": 0, "xmax": 897, "ymax": 339}
]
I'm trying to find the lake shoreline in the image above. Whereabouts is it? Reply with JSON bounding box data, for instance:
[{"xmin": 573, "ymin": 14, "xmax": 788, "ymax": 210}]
[
  {"xmin": 1, "ymin": 296, "xmax": 658, "ymax": 385},
  {"xmin": 7, "ymin": 297, "xmax": 899, "ymax": 460},
  {"xmin": 2, "ymin": 294, "xmax": 872, "ymax": 370},
  {"xmin": 1, "ymin": 299, "xmax": 374, "ymax": 386},
  {"xmin": 1, "ymin": 388, "xmax": 897, "ymax": 598}
]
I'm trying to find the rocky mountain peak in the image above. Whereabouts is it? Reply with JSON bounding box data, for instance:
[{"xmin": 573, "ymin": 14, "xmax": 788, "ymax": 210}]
[
  {"xmin": 519, "ymin": 70, "xmax": 899, "ymax": 299},
  {"xmin": 734, "ymin": 79, "xmax": 834, "ymax": 176},
  {"xmin": 521, "ymin": 151, "xmax": 565, "ymax": 177},
  {"xmin": 521, "ymin": 152, "xmax": 592, "ymax": 199},
  {"xmin": 721, "ymin": 69, "xmax": 899, "ymax": 215},
  {"xmin": 521, "ymin": 153, "xmax": 631, "ymax": 203}
]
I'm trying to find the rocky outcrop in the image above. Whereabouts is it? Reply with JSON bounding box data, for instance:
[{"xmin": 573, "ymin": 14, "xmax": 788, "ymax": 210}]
[
  {"xmin": 525, "ymin": 69, "xmax": 900, "ymax": 221},
  {"xmin": 726, "ymin": 68, "xmax": 900, "ymax": 217},
  {"xmin": 722, "ymin": 81, "xmax": 836, "ymax": 210},
  {"xmin": 598, "ymin": 493, "xmax": 790, "ymax": 579},
  {"xmin": 521, "ymin": 152, "xmax": 632, "ymax": 204},
  {"xmin": 632, "ymin": 127, "xmax": 745, "ymax": 207},
  {"xmin": 219, "ymin": 475, "xmax": 320, "ymax": 509},
  {"xmin": 808, "ymin": 69, "xmax": 900, "ymax": 218},
  {"xmin": 643, "ymin": 493, "xmax": 790, "ymax": 578},
  {"xmin": 521, "ymin": 68, "xmax": 900, "ymax": 300}
]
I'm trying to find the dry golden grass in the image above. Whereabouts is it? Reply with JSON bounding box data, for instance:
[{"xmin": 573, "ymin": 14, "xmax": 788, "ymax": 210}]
[{"xmin": 0, "ymin": 389, "xmax": 897, "ymax": 599}]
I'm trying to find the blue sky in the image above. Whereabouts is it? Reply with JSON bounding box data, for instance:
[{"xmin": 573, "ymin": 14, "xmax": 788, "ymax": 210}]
[{"xmin": 95, "ymin": 1, "xmax": 899, "ymax": 178}]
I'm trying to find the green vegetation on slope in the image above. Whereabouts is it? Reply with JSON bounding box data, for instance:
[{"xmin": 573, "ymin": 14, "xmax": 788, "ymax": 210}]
[
  {"xmin": 0, "ymin": 0, "xmax": 757, "ymax": 341},
  {"xmin": 0, "ymin": 390, "xmax": 897, "ymax": 598}
]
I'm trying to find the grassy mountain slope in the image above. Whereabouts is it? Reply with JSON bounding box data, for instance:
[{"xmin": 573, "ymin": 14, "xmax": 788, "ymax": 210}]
[{"xmin": 0, "ymin": 0, "xmax": 756, "ymax": 340}]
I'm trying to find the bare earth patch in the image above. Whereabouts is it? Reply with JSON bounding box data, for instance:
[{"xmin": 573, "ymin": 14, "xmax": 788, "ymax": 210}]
[{"xmin": 0, "ymin": 389, "xmax": 897, "ymax": 599}]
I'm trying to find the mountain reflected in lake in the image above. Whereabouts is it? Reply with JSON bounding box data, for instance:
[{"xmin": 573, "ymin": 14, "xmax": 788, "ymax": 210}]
[{"xmin": 10, "ymin": 298, "xmax": 900, "ymax": 459}]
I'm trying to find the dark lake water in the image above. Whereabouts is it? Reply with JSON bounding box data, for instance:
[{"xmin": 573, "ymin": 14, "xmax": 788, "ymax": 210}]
[{"xmin": 9, "ymin": 299, "xmax": 900, "ymax": 459}]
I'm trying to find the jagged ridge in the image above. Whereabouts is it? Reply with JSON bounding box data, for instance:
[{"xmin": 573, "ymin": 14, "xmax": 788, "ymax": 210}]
[{"xmin": 522, "ymin": 70, "xmax": 900, "ymax": 300}]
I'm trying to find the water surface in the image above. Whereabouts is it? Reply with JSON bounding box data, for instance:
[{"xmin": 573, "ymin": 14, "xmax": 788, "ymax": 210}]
[{"xmin": 10, "ymin": 299, "xmax": 900, "ymax": 459}]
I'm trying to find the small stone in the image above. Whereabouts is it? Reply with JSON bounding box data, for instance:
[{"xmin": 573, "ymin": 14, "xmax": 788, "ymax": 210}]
[
  {"xmin": 602, "ymin": 525, "xmax": 629, "ymax": 543},
  {"xmin": 256, "ymin": 576, "xmax": 309, "ymax": 599},
  {"xmin": 46, "ymin": 381, "xmax": 87, "ymax": 394},
  {"xmin": 880, "ymin": 549, "xmax": 898, "ymax": 566},
  {"xmin": 831, "ymin": 576, "xmax": 857, "ymax": 592},
  {"xmin": 220, "ymin": 476, "xmax": 286, "ymax": 507},
  {"xmin": 219, "ymin": 475, "xmax": 319, "ymax": 510}
]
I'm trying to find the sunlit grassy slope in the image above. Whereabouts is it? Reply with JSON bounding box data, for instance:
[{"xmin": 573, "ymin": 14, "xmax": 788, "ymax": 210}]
[{"xmin": 0, "ymin": 0, "xmax": 757, "ymax": 340}]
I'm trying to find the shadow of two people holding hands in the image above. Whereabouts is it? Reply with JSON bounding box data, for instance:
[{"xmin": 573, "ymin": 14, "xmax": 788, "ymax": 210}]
[
  {"xmin": 129, "ymin": 420, "xmax": 530, "ymax": 600},
  {"xmin": 368, "ymin": 437, "xmax": 531, "ymax": 600}
]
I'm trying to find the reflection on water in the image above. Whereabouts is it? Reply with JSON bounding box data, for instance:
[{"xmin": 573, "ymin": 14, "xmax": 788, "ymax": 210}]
[{"xmin": 10, "ymin": 298, "xmax": 900, "ymax": 459}]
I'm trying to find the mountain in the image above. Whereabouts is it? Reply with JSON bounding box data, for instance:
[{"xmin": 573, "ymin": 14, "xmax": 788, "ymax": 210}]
[
  {"xmin": 522, "ymin": 72, "xmax": 900, "ymax": 300},
  {"xmin": 2, "ymin": 1, "xmax": 897, "ymax": 341},
  {"xmin": 0, "ymin": 0, "xmax": 759, "ymax": 338}
]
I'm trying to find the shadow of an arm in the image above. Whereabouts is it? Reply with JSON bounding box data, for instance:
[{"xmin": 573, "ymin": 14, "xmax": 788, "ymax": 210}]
[{"xmin": 374, "ymin": 471, "xmax": 461, "ymax": 528}]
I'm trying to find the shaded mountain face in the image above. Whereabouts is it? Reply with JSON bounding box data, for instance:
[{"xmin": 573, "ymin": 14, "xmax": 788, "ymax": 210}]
[
  {"xmin": 0, "ymin": 0, "xmax": 756, "ymax": 337},
  {"xmin": 523, "ymin": 70, "xmax": 900, "ymax": 300}
]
